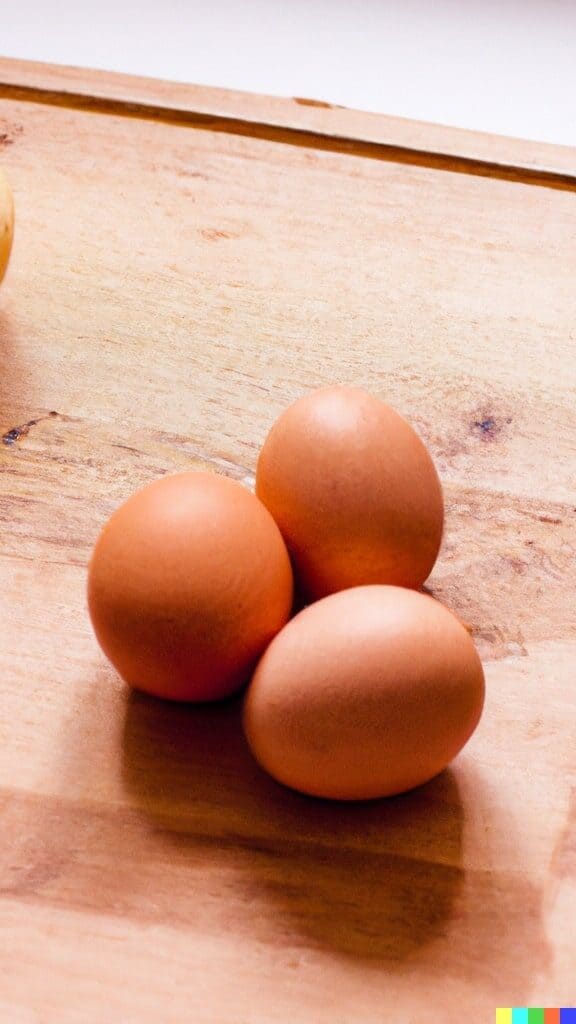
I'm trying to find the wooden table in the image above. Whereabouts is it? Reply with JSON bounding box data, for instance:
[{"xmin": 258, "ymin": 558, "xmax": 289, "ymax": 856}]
[{"xmin": 0, "ymin": 57, "xmax": 574, "ymax": 1023}]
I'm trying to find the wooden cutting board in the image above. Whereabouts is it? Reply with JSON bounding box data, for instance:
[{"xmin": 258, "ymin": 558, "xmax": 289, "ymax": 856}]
[{"xmin": 0, "ymin": 57, "xmax": 574, "ymax": 1024}]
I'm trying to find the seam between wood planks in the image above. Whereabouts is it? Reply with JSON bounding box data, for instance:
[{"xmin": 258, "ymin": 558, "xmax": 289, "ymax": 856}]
[{"xmin": 1, "ymin": 80, "xmax": 576, "ymax": 194}]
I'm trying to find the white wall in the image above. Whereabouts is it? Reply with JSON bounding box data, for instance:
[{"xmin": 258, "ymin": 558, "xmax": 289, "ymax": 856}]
[{"xmin": 1, "ymin": 0, "xmax": 576, "ymax": 146}]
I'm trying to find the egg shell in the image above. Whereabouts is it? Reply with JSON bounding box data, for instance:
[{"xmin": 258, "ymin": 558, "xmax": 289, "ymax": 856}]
[
  {"xmin": 88, "ymin": 471, "xmax": 293, "ymax": 702},
  {"xmin": 244, "ymin": 586, "xmax": 485, "ymax": 800},
  {"xmin": 256, "ymin": 386, "xmax": 444, "ymax": 600},
  {"xmin": 0, "ymin": 170, "xmax": 14, "ymax": 285}
]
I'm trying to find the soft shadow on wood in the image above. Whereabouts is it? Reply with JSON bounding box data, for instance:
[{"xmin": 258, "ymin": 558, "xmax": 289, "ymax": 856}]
[
  {"xmin": 122, "ymin": 689, "xmax": 464, "ymax": 963},
  {"xmin": 121, "ymin": 689, "xmax": 551, "ymax": 997}
]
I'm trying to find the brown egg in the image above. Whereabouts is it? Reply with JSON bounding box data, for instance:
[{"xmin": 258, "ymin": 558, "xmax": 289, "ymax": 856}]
[
  {"xmin": 88, "ymin": 472, "xmax": 293, "ymax": 702},
  {"xmin": 256, "ymin": 386, "xmax": 443, "ymax": 601},
  {"xmin": 0, "ymin": 170, "xmax": 14, "ymax": 285},
  {"xmin": 244, "ymin": 586, "xmax": 485, "ymax": 800}
]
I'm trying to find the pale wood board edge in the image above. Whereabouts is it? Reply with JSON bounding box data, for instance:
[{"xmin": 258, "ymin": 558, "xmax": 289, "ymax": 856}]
[{"xmin": 1, "ymin": 55, "xmax": 576, "ymax": 181}]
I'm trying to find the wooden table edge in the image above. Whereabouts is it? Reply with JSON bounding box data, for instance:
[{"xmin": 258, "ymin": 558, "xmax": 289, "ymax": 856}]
[{"xmin": 1, "ymin": 55, "xmax": 576, "ymax": 190}]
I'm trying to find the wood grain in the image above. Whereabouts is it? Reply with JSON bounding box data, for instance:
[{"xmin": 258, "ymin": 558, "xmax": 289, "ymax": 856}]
[
  {"xmin": 0, "ymin": 59, "xmax": 574, "ymax": 1023},
  {"xmin": 1, "ymin": 56, "xmax": 576, "ymax": 180}
]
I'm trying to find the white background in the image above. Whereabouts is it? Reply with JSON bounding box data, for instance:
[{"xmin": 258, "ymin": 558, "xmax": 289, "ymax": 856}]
[{"xmin": 1, "ymin": 0, "xmax": 576, "ymax": 147}]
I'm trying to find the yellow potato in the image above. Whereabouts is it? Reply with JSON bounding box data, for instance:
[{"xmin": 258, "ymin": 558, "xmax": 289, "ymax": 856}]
[{"xmin": 0, "ymin": 169, "xmax": 14, "ymax": 285}]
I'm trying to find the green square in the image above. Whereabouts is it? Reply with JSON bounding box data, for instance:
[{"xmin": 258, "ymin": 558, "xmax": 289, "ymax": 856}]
[{"xmin": 528, "ymin": 1011, "xmax": 544, "ymax": 1024}]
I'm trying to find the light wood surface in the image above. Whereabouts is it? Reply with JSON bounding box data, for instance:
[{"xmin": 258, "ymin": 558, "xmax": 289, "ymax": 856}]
[
  {"xmin": 0, "ymin": 58, "xmax": 574, "ymax": 1023},
  {"xmin": 2, "ymin": 56, "xmax": 576, "ymax": 186}
]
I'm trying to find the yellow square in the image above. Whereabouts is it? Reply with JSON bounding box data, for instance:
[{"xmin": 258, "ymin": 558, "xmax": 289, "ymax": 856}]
[{"xmin": 496, "ymin": 1011, "xmax": 512, "ymax": 1024}]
